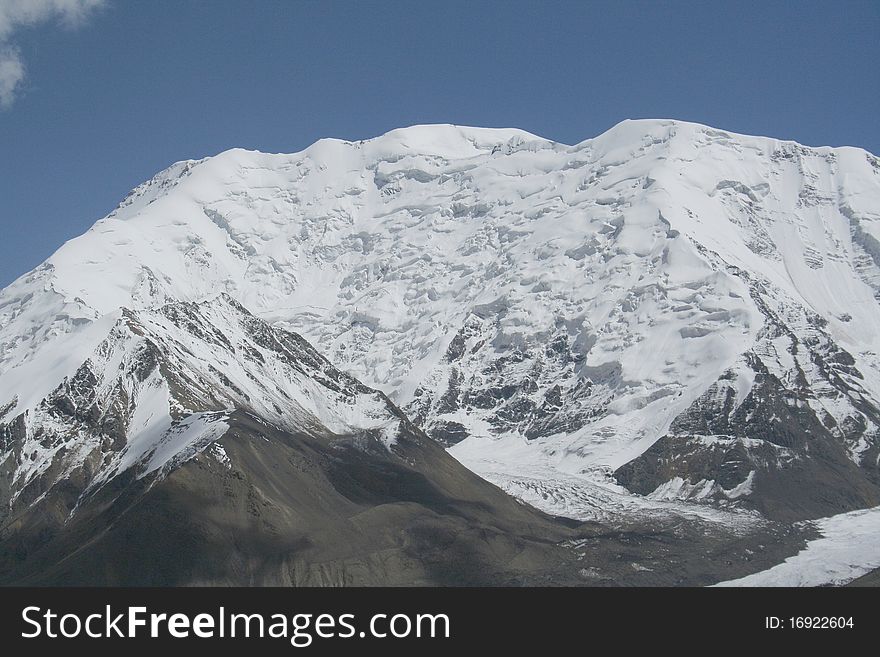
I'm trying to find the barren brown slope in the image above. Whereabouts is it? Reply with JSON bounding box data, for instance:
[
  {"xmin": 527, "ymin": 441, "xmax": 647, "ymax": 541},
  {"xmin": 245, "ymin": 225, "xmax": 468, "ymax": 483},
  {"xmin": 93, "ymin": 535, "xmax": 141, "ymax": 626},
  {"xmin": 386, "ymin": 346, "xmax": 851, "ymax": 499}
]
[{"xmin": 0, "ymin": 409, "xmax": 806, "ymax": 586}]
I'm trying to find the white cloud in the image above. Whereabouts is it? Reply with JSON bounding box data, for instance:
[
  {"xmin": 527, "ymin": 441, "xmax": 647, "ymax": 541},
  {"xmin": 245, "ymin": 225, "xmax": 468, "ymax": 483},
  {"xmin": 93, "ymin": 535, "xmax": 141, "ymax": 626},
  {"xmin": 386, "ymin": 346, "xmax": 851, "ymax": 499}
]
[
  {"xmin": 0, "ymin": 47, "xmax": 24, "ymax": 109},
  {"xmin": 0, "ymin": 0, "xmax": 104, "ymax": 108}
]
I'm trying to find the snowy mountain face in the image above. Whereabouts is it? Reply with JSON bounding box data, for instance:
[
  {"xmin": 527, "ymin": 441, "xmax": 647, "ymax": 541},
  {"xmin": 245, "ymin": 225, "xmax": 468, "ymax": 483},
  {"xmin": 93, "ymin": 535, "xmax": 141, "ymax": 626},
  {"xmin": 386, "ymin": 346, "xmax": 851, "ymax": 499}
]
[
  {"xmin": 4, "ymin": 293, "xmax": 639, "ymax": 585},
  {"xmin": 1, "ymin": 293, "xmax": 798, "ymax": 586},
  {"xmin": 2, "ymin": 120, "xmax": 880, "ymax": 542},
  {"xmin": 0, "ymin": 293, "xmax": 404, "ymax": 519}
]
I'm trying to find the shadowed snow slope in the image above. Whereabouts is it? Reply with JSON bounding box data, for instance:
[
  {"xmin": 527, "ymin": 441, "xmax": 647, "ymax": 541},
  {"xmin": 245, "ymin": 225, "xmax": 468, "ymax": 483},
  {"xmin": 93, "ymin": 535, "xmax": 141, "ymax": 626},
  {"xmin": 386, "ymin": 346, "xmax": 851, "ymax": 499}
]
[{"xmin": 2, "ymin": 120, "xmax": 880, "ymax": 531}]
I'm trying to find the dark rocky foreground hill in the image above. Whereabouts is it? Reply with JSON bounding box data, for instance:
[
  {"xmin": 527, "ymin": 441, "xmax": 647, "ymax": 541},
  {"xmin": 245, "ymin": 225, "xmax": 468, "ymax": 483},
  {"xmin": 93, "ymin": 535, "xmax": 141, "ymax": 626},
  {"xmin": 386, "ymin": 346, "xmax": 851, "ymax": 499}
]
[{"xmin": 0, "ymin": 410, "xmax": 806, "ymax": 586}]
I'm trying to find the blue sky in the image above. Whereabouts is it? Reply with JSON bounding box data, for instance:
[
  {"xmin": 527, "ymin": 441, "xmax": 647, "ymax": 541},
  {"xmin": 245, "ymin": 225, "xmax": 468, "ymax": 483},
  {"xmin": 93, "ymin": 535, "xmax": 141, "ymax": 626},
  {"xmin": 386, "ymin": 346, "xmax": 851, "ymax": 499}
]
[{"xmin": 0, "ymin": 0, "xmax": 878, "ymax": 287}]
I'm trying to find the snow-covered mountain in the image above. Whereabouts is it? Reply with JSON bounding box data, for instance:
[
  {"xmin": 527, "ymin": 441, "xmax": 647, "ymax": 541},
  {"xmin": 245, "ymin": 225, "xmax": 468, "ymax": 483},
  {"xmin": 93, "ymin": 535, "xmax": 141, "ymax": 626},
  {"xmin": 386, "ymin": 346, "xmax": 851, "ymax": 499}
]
[
  {"xmin": 0, "ymin": 293, "xmax": 404, "ymax": 514},
  {"xmin": 2, "ymin": 120, "xmax": 880, "ymax": 568},
  {"xmin": 2, "ymin": 292, "xmax": 624, "ymax": 585},
  {"xmin": 1, "ymin": 291, "xmax": 793, "ymax": 586}
]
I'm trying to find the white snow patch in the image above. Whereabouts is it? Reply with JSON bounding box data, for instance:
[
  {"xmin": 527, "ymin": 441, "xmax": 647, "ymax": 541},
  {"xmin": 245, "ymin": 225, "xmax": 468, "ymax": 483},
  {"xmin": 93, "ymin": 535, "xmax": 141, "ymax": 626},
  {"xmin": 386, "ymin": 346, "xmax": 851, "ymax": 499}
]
[
  {"xmin": 209, "ymin": 442, "xmax": 232, "ymax": 469},
  {"xmin": 143, "ymin": 411, "xmax": 230, "ymax": 476},
  {"xmin": 725, "ymin": 470, "xmax": 756, "ymax": 499},
  {"xmin": 648, "ymin": 476, "xmax": 719, "ymax": 502},
  {"xmin": 716, "ymin": 505, "xmax": 880, "ymax": 586},
  {"xmin": 377, "ymin": 419, "xmax": 401, "ymax": 450}
]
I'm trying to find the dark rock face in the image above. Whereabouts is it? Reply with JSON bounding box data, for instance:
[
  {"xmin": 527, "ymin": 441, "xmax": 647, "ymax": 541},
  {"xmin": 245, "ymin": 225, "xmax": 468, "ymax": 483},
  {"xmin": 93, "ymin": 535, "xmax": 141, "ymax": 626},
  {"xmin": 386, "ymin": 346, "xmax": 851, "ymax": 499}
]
[
  {"xmin": 615, "ymin": 275, "xmax": 880, "ymax": 521},
  {"xmin": 408, "ymin": 312, "xmax": 611, "ymax": 446},
  {"xmin": 428, "ymin": 420, "xmax": 469, "ymax": 446}
]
